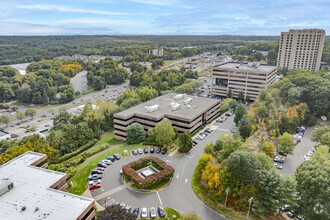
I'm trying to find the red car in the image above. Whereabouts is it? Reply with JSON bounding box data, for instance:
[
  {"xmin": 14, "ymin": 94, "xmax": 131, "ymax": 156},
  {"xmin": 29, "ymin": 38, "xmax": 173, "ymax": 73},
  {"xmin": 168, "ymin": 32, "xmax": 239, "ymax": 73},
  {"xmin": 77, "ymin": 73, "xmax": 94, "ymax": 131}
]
[
  {"xmin": 89, "ymin": 184, "xmax": 101, "ymax": 190},
  {"xmin": 97, "ymin": 167, "xmax": 104, "ymax": 171}
]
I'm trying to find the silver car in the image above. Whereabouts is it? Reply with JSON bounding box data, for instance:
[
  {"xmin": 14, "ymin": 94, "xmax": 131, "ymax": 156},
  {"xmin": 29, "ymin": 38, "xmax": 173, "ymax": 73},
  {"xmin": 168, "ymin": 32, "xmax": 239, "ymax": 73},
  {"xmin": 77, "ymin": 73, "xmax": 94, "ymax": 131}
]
[{"xmin": 150, "ymin": 207, "xmax": 157, "ymax": 218}]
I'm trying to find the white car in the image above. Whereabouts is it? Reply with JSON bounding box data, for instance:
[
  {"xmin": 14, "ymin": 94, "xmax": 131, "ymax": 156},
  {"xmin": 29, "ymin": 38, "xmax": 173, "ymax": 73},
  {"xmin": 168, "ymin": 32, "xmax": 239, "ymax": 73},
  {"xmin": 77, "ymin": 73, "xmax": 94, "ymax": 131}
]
[
  {"xmin": 102, "ymin": 160, "xmax": 112, "ymax": 165},
  {"xmin": 138, "ymin": 148, "xmax": 143, "ymax": 154},
  {"xmin": 141, "ymin": 207, "xmax": 148, "ymax": 218},
  {"xmin": 150, "ymin": 207, "xmax": 157, "ymax": 218},
  {"xmin": 119, "ymin": 202, "xmax": 125, "ymax": 209},
  {"xmin": 88, "ymin": 179, "xmax": 101, "ymax": 186}
]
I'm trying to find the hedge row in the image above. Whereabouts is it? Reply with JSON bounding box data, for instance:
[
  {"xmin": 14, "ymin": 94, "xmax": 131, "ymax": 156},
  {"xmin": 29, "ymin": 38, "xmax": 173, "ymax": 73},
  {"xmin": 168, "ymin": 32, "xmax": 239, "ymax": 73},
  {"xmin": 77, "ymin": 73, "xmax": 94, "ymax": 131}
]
[
  {"xmin": 123, "ymin": 156, "xmax": 174, "ymax": 187},
  {"xmin": 57, "ymin": 139, "xmax": 98, "ymax": 163},
  {"xmin": 48, "ymin": 143, "xmax": 110, "ymax": 179}
]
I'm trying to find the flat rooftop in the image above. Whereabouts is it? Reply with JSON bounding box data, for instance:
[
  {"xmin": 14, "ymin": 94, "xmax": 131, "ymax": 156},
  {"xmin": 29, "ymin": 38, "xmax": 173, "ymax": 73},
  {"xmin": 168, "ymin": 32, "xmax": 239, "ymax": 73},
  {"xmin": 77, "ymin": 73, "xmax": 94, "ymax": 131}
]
[
  {"xmin": 0, "ymin": 151, "xmax": 94, "ymax": 220},
  {"xmin": 115, "ymin": 93, "xmax": 219, "ymax": 120},
  {"xmin": 214, "ymin": 62, "xmax": 276, "ymax": 72}
]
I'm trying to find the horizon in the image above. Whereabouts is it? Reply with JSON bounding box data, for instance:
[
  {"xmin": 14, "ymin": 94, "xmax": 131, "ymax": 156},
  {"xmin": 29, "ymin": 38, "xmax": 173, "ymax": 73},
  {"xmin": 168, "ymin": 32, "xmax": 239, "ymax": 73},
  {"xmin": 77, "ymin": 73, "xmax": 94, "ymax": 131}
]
[{"xmin": 1, "ymin": 0, "xmax": 329, "ymax": 35}]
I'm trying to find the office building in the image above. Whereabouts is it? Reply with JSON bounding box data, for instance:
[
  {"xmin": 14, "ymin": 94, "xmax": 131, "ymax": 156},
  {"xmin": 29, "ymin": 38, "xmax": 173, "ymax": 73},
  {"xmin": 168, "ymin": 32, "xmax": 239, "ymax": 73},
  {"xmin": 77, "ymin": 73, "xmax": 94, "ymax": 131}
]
[
  {"xmin": 149, "ymin": 49, "xmax": 164, "ymax": 56},
  {"xmin": 277, "ymin": 29, "xmax": 326, "ymax": 71},
  {"xmin": 211, "ymin": 62, "xmax": 277, "ymax": 100},
  {"xmin": 114, "ymin": 93, "xmax": 220, "ymax": 140},
  {"xmin": 0, "ymin": 151, "xmax": 95, "ymax": 220}
]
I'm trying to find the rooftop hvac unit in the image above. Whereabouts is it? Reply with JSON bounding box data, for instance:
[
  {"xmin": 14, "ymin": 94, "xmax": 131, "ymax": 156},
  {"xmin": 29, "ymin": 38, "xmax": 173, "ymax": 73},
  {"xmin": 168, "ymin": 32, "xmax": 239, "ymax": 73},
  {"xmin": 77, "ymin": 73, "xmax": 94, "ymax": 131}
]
[
  {"xmin": 145, "ymin": 105, "xmax": 159, "ymax": 113},
  {"xmin": 184, "ymin": 98, "xmax": 192, "ymax": 105},
  {"xmin": 0, "ymin": 180, "xmax": 14, "ymax": 197},
  {"xmin": 171, "ymin": 103, "xmax": 181, "ymax": 111},
  {"xmin": 174, "ymin": 94, "xmax": 186, "ymax": 101},
  {"xmin": 170, "ymin": 102, "xmax": 177, "ymax": 107}
]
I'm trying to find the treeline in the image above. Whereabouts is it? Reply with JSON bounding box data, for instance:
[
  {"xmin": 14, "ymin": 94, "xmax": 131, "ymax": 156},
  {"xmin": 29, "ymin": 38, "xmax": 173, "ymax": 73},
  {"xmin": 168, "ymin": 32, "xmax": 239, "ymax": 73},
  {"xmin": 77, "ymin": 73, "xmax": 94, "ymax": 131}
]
[{"xmin": 0, "ymin": 59, "xmax": 83, "ymax": 104}]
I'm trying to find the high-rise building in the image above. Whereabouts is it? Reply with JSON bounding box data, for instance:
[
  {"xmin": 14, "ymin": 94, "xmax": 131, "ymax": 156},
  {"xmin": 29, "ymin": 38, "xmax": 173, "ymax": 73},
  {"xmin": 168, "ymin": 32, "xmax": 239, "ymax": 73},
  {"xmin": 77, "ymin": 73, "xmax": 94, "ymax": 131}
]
[
  {"xmin": 149, "ymin": 49, "xmax": 164, "ymax": 56},
  {"xmin": 211, "ymin": 62, "xmax": 277, "ymax": 101},
  {"xmin": 277, "ymin": 29, "xmax": 325, "ymax": 71}
]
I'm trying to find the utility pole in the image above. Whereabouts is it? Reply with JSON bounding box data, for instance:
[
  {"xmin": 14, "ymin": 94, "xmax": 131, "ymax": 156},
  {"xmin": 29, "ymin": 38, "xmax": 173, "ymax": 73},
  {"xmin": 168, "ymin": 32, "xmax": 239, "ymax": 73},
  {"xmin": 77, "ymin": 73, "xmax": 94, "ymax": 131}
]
[{"xmin": 247, "ymin": 197, "xmax": 253, "ymax": 220}]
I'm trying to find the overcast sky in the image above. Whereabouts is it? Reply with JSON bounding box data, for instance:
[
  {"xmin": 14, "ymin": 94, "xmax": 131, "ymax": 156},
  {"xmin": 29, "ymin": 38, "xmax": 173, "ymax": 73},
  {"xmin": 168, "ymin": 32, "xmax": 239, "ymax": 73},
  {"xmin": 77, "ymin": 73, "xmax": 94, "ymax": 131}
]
[{"xmin": 0, "ymin": 0, "xmax": 329, "ymax": 35}]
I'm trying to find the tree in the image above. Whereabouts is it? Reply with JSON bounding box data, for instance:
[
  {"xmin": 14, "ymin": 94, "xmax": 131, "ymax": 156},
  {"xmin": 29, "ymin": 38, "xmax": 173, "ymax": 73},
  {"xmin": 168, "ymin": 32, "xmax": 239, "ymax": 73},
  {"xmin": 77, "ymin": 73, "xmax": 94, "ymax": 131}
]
[
  {"xmin": 137, "ymin": 87, "xmax": 158, "ymax": 102},
  {"xmin": 261, "ymin": 141, "xmax": 275, "ymax": 158},
  {"xmin": 204, "ymin": 142, "xmax": 214, "ymax": 155},
  {"xmin": 197, "ymin": 153, "xmax": 212, "ymax": 172},
  {"xmin": 279, "ymin": 175, "xmax": 298, "ymax": 211},
  {"xmin": 154, "ymin": 118, "xmax": 175, "ymax": 146},
  {"xmin": 312, "ymin": 126, "xmax": 330, "ymax": 143},
  {"xmin": 214, "ymin": 139, "xmax": 223, "ymax": 152},
  {"xmin": 25, "ymin": 108, "xmax": 37, "ymax": 120},
  {"xmin": 295, "ymin": 147, "xmax": 330, "ymax": 219},
  {"xmin": 53, "ymin": 110, "xmax": 72, "ymax": 130},
  {"xmin": 227, "ymin": 89, "xmax": 232, "ymax": 98},
  {"xmin": 98, "ymin": 204, "xmax": 134, "ymax": 220},
  {"xmin": 16, "ymin": 112, "xmax": 25, "ymax": 122},
  {"xmin": 0, "ymin": 115, "xmax": 11, "ymax": 127},
  {"xmin": 219, "ymin": 133, "xmax": 242, "ymax": 160},
  {"xmin": 256, "ymin": 153, "xmax": 273, "ymax": 170},
  {"xmin": 238, "ymin": 91, "xmax": 244, "ymax": 101},
  {"xmin": 267, "ymin": 49, "xmax": 278, "ymax": 62},
  {"xmin": 0, "ymin": 81, "xmax": 15, "ymax": 102},
  {"xmin": 126, "ymin": 122, "xmax": 145, "ymax": 144},
  {"xmin": 239, "ymin": 115, "xmax": 252, "ymax": 139},
  {"xmin": 93, "ymin": 76, "xmax": 106, "ymax": 90},
  {"xmin": 177, "ymin": 131, "xmax": 193, "ymax": 153},
  {"xmin": 254, "ymin": 51, "xmax": 264, "ymax": 60},
  {"xmin": 179, "ymin": 211, "xmax": 202, "ymax": 220},
  {"xmin": 278, "ymin": 132, "xmax": 295, "ymax": 155},
  {"xmin": 234, "ymin": 103, "xmax": 247, "ymax": 125}
]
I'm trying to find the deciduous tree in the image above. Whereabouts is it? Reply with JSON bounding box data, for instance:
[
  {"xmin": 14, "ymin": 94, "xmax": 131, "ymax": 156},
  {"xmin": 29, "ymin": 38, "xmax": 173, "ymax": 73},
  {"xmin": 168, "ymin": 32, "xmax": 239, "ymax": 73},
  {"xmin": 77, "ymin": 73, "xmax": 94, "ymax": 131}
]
[
  {"xmin": 126, "ymin": 122, "xmax": 145, "ymax": 144},
  {"xmin": 278, "ymin": 132, "xmax": 295, "ymax": 155},
  {"xmin": 234, "ymin": 103, "xmax": 247, "ymax": 125},
  {"xmin": 154, "ymin": 118, "xmax": 175, "ymax": 146}
]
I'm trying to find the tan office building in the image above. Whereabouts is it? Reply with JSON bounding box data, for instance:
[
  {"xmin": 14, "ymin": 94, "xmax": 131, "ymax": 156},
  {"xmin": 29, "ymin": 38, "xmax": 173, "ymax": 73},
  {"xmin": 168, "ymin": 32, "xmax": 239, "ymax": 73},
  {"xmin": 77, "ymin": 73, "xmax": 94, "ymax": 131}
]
[
  {"xmin": 114, "ymin": 93, "xmax": 220, "ymax": 140},
  {"xmin": 277, "ymin": 29, "xmax": 325, "ymax": 71},
  {"xmin": 211, "ymin": 62, "xmax": 277, "ymax": 101}
]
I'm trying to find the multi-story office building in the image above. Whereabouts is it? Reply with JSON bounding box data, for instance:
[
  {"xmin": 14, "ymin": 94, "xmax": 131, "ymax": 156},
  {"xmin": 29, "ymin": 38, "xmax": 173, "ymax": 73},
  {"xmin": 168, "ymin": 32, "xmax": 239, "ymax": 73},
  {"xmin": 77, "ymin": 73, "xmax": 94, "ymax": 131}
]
[
  {"xmin": 277, "ymin": 29, "xmax": 325, "ymax": 71},
  {"xmin": 0, "ymin": 151, "xmax": 95, "ymax": 220},
  {"xmin": 114, "ymin": 93, "xmax": 220, "ymax": 140},
  {"xmin": 149, "ymin": 49, "xmax": 164, "ymax": 56},
  {"xmin": 211, "ymin": 62, "xmax": 277, "ymax": 101}
]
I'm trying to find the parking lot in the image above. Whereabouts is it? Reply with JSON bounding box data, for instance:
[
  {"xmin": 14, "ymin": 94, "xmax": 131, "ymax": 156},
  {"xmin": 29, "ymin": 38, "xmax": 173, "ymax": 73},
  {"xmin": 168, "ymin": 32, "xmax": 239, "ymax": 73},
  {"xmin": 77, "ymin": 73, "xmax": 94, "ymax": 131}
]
[{"xmin": 280, "ymin": 127, "xmax": 316, "ymax": 175}]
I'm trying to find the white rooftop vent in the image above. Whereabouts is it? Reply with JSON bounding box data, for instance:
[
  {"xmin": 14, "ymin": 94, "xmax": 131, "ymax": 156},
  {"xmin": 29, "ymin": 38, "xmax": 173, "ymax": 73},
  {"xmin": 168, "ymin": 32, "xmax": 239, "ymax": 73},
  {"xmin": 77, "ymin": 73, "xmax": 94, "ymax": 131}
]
[
  {"xmin": 0, "ymin": 180, "xmax": 14, "ymax": 197},
  {"xmin": 184, "ymin": 98, "xmax": 192, "ymax": 105},
  {"xmin": 171, "ymin": 103, "xmax": 181, "ymax": 111},
  {"xmin": 145, "ymin": 105, "xmax": 159, "ymax": 113},
  {"xmin": 170, "ymin": 102, "xmax": 177, "ymax": 107},
  {"xmin": 174, "ymin": 94, "xmax": 186, "ymax": 101},
  {"xmin": 186, "ymin": 105, "xmax": 191, "ymax": 109}
]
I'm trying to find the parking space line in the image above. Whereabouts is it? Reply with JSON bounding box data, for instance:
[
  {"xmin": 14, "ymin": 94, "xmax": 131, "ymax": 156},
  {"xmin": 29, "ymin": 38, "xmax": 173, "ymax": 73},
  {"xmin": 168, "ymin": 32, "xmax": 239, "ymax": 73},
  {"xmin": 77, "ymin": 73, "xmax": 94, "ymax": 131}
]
[{"xmin": 156, "ymin": 191, "xmax": 163, "ymax": 206}]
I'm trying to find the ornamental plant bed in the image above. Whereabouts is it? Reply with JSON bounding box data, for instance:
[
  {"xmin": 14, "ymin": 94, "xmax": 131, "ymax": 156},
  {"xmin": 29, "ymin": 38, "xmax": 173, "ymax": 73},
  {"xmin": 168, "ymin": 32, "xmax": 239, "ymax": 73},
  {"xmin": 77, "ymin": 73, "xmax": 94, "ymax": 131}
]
[{"xmin": 122, "ymin": 156, "xmax": 175, "ymax": 188}]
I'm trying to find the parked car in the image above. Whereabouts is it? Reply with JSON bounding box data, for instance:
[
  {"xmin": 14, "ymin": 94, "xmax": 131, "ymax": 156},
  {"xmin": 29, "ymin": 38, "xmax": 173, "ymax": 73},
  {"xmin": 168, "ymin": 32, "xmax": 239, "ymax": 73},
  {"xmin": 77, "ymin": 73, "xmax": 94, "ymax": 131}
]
[
  {"xmin": 125, "ymin": 206, "xmax": 132, "ymax": 213},
  {"xmin": 274, "ymin": 156, "xmax": 285, "ymax": 163},
  {"xmin": 89, "ymin": 174, "xmax": 102, "ymax": 180},
  {"xmin": 196, "ymin": 135, "xmax": 203, "ymax": 140},
  {"xmin": 306, "ymin": 151, "xmax": 313, "ymax": 157},
  {"xmin": 161, "ymin": 148, "xmax": 168, "ymax": 154},
  {"xmin": 205, "ymin": 128, "xmax": 212, "ymax": 133},
  {"xmin": 155, "ymin": 147, "xmax": 162, "ymax": 154},
  {"xmin": 107, "ymin": 156, "xmax": 115, "ymax": 162},
  {"xmin": 92, "ymin": 169, "xmax": 103, "ymax": 174},
  {"xmin": 119, "ymin": 202, "xmax": 125, "ymax": 209},
  {"xmin": 132, "ymin": 149, "xmax": 138, "ymax": 155},
  {"xmin": 102, "ymin": 160, "xmax": 112, "ymax": 165},
  {"xmin": 144, "ymin": 148, "xmax": 149, "ymax": 154},
  {"xmin": 120, "ymin": 170, "xmax": 123, "ymax": 175},
  {"xmin": 97, "ymin": 162, "xmax": 107, "ymax": 168},
  {"xmin": 113, "ymin": 154, "xmax": 121, "ymax": 160},
  {"xmin": 274, "ymin": 163, "xmax": 283, "ymax": 169},
  {"xmin": 138, "ymin": 148, "xmax": 143, "ymax": 154},
  {"xmin": 158, "ymin": 206, "xmax": 166, "ymax": 218},
  {"xmin": 89, "ymin": 184, "xmax": 101, "ymax": 190},
  {"xmin": 216, "ymin": 118, "xmax": 224, "ymax": 123},
  {"xmin": 150, "ymin": 147, "xmax": 155, "ymax": 153},
  {"xmin": 150, "ymin": 207, "xmax": 157, "ymax": 218},
  {"xmin": 141, "ymin": 207, "xmax": 148, "ymax": 218},
  {"xmin": 132, "ymin": 207, "xmax": 139, "ymax": 218},
  {"xmin": 89, "ymin": 179, "xmax": 101, "ymax": 186},
  {"xmin": 230, "ymin": 127, "xmax": 237, "ymax": 134}
]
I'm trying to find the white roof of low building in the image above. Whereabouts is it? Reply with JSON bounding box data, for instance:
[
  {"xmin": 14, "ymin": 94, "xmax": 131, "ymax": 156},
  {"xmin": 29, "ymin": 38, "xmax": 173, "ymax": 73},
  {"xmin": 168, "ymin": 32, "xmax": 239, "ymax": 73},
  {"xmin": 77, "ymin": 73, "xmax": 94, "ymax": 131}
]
[{"xmin": 0, "ymin": 151, "xmax": 94, "ymax": 220}]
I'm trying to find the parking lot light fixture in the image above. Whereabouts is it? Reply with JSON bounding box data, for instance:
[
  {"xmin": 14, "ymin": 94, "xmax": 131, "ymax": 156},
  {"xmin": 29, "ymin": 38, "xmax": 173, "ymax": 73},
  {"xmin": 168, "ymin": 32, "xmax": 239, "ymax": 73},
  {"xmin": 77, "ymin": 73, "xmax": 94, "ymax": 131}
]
[
  {"xmin": 224, "ymin": 188, "xmax": 230, "ymax": 208},
  {"xmin": 247, "ymin": 197, "xmax": 253, "ymax": 220}
]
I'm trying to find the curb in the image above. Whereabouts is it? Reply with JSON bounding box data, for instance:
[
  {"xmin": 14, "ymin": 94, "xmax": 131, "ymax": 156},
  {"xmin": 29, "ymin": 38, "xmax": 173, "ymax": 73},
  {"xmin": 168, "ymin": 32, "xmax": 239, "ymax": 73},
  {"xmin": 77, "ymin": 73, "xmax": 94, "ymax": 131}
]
[{"xmin": 126, "ymin": 177, "xmax": 174, "ymax": 193}]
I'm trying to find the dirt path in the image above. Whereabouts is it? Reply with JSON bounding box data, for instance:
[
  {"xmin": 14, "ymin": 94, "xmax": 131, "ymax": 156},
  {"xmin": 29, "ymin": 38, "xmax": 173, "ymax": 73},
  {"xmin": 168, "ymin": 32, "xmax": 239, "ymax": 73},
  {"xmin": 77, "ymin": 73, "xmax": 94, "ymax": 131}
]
[{"xmin": 70, "ymin": 70, "xmax": 89, "ymax": 92}]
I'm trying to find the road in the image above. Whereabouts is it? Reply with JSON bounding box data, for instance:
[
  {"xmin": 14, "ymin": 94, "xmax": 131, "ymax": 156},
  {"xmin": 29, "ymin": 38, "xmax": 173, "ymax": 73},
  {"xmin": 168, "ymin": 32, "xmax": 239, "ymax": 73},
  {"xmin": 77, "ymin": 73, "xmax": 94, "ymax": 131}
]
[
  {"xmin": 280, "ymin": 127, "xmax": 316, "ymax": 175},
  {"xmin": 91, "ymin": 116, "xmax": 235, "ymax": 219}
]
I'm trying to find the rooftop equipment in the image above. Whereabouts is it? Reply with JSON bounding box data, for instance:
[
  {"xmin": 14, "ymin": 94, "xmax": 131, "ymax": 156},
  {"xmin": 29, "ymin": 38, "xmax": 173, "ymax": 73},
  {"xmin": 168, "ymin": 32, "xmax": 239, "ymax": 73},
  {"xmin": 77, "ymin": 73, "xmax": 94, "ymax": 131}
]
[
  {"xmin": 184, "ymin": 98, "xmax": 192, "ymax": 105},
  {"xmin": 171, "ymin": 103, "xmax": 181, "ymax": 111},
  {"xmin": 145, "ymin": 105, "xmax": 159, "ymax": 113},
  {"xmin": 0, "ymin": 180, "xmax": 14, "ymax": 197},
  {"xmin": 174, "ymin": 94, "xmax": 186, "ymax": 101}
]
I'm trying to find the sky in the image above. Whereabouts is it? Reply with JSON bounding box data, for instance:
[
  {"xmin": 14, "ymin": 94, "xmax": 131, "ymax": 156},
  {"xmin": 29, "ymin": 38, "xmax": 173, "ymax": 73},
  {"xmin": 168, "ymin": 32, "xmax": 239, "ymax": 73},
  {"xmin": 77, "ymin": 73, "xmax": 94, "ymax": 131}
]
[{"xmin": 0, "ymin": 0, "xmax": 329, "ymax": 35}]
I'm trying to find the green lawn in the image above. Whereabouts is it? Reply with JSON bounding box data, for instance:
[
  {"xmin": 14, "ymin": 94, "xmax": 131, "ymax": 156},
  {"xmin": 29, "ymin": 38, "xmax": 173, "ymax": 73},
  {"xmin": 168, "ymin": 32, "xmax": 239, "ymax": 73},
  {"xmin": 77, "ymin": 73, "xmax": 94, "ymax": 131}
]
[
  {"xmin": 157, "ymin": 207, "xmax": 181, "ymax": 220},
  {"xmin": 192, "ymin": 167, "xmax": 260, "ymax": 220},
  {"xmin": 68, "ymin": 131, "xmax": 148, "ymax": 195}
]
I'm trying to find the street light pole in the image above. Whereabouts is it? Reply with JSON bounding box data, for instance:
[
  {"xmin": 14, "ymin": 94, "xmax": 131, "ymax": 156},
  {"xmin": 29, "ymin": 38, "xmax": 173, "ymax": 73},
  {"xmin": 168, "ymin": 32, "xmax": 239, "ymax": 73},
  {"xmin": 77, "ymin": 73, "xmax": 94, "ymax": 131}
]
[
  {"xmin": 247, "ymin": 197, "xmax": 253, "ymax": 220},
  {"xmin": 224, "ymin": 188, "xmax": 230, "ymax": 208}
]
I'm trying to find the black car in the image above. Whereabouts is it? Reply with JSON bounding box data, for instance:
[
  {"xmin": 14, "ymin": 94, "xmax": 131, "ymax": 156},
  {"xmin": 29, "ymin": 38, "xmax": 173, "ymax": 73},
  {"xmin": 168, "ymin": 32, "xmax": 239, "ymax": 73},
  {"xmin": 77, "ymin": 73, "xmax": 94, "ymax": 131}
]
[
  {"xmin": 161, "ymin": 148, "xmax": 168, "ymax": 154},
  {"xmin": 158, "ymin": 206, "xmax": 166, "ymax": 218},
  {"xmin": 113, "ymin": 154, "xmax": 121, "ymax": 160},
  {"xmin": 91, "ymin": 170, "xmax": 103, "ymax": 175},
  {"xmin": 150, "ymin": 147, "xmax": 155, "ymax": 153},
  {"xmin": 132, "ymin": 207, "xmax": 139, "ymax": 218},
  {"xmin": 155, "ymin": 147, "xmax": 162, "ymax": 154},
  {"xmin": 144, "ymin": 148, "xmax": 149, "ymax": 154},
  {"xmin": 97, "ymin": 162, "xmax": 107, "ymax": 168},
  {"xmin": 107, "ymin": 156, "xmax": 115, "ymax": 162},
  {"xmin": 193, "ymin": 140, "xmax": 198, "ymax": 145}
]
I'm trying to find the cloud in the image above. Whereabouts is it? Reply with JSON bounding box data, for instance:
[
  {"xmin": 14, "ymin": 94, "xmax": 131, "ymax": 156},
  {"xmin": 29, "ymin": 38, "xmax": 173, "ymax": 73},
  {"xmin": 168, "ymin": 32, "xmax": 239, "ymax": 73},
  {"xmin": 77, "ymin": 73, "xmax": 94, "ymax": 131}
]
[
  {"xmin": 53, "ymin": 18, "xmax": 150, "ymax": 28},
  {"xmin": 17, "ymin": 4, "xmax": 127, "ymax": 15},
  {"xmin": 130, "ymin": 0, "xmax": 173, "ymax": 6}
]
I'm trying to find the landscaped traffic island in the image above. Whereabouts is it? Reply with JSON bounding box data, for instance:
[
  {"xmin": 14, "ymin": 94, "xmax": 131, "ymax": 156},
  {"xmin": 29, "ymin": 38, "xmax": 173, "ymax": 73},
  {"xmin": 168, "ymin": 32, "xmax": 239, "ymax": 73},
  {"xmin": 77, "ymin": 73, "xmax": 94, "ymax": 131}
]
[{"xmin": 122, "ymin": 156, "xmax": 175, "ymax": 191}]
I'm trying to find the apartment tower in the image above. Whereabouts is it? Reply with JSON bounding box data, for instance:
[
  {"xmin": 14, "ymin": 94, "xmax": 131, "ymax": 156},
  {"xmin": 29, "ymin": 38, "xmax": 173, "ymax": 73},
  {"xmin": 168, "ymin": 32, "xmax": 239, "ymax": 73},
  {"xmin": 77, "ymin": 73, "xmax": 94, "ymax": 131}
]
[{"xmin": 277, "ymin": 29, "xmax": 325, "ymax": 71}]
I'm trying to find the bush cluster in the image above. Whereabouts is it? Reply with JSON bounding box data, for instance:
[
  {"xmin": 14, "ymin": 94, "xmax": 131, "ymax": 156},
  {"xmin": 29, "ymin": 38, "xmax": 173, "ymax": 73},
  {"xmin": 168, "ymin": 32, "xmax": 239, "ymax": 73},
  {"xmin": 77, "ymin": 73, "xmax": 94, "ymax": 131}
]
[{"xmin": 122, "ymin": 156, "xmax": 174, "ymax": 188}]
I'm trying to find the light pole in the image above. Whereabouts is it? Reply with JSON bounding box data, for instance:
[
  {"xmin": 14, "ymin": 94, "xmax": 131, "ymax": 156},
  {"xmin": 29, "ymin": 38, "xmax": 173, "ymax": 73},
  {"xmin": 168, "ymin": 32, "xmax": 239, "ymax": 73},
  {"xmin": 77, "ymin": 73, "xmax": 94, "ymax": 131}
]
[
  {"xmin": 224, "ymin": 188, "xmax": 230, "ymax": 208},
  {"xmin": 247, "ymin": 197, "xmax": 254, "ymax": 220}
]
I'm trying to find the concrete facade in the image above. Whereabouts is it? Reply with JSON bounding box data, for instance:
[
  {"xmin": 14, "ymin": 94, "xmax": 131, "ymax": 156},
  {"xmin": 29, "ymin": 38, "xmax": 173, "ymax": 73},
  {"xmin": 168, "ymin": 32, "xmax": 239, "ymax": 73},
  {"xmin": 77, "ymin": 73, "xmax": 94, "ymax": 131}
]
[
  {"xmin": 149, "ymin": 49, "xmax": 164, "ymax": 56},
  {"xmin": 114, "ymin": 93, "xmax": 220, "ymax": 140},
  {"xmin": 277, "ymin": 29, "xmax": 326, "ymax": 71},
  {"xmin": 211, "ymin": 62, "xmax": 277, "ymax": 100}
]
